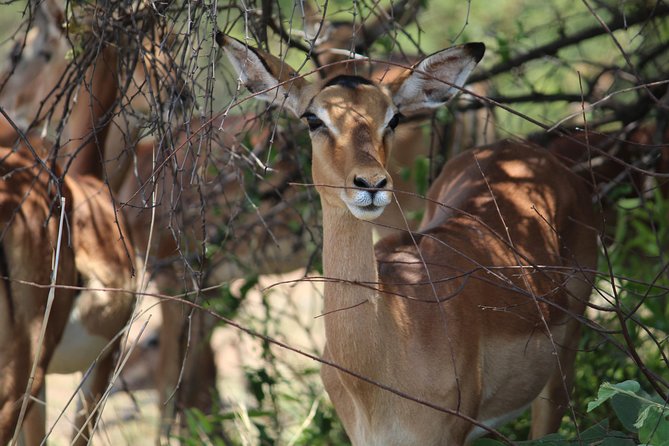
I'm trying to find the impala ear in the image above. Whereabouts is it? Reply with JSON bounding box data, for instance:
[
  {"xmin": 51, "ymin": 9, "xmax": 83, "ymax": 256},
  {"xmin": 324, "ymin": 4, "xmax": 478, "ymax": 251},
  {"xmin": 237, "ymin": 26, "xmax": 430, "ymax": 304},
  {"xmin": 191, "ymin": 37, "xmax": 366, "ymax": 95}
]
[
  {"xmin": 216, "ymin": 32, "xmax": 307, "ymax": 116},
  {"xmin": 389, "ymin": 43, "xmax": 485, "ymax": 115}
]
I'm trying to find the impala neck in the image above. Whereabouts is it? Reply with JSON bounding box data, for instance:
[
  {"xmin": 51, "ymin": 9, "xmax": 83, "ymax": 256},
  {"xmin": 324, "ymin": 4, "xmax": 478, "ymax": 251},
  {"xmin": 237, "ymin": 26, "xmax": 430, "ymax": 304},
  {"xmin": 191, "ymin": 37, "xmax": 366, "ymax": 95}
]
[
  {"xmin": 320, "ymin": 203, "xmax": 384, "ymax": 376},
  {"xmin": 321, "ymin": 205, "xmax": 379, "ymax": 313}
]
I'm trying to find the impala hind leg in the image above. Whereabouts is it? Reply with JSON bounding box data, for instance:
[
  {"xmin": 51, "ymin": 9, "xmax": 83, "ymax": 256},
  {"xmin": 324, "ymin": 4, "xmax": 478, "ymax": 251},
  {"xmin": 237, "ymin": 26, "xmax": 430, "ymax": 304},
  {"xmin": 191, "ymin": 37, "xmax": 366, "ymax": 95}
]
[
  {"xmin": 71, "ymin": 352, "xmax": 116, "ymax": 446},
  {"xmin": 532, "ymin": 221, "xmax": 594, "ymax": 440},
  {"xmin": 21, "ymin": 386, "xmax": 46, "ymax": 446},
  {"xmin": 1, "ymin": 298, "xmax": 70, "ymax": 445},
  {"xmin": 0, "ymin": 367, "xmax": 48, "ymax": 446},
  {"xmin": 157, "ymin": 297, "xmax": 219, "ymax": 443},
  {"xmin": 530, "ymin": 318, "xmax": 581, "ymax": 439}
]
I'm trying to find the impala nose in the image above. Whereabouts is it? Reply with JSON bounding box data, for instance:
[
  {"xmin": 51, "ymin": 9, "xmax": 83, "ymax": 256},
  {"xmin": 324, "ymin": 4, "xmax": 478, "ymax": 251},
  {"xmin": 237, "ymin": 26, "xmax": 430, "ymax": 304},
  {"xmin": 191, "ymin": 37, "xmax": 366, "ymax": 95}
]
[
  {"xmin": 346, "ymin": 173, "xmax": 393, "ymax": 220},
  {"xmin": 353, "ymin": 176, "xmax": 388, "ymax": 192}
]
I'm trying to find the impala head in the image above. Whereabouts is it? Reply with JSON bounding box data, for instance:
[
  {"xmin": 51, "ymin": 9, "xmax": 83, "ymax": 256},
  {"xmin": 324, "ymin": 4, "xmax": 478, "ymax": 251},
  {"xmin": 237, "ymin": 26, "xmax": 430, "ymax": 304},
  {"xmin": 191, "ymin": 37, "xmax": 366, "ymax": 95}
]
[
  {"xmin": 0, "ymin": 0, "xmax": 68, "ymax": 130},
  {"xmin": 216, "ymin": 33, "xmax": 484, "ymax": 221},
  {"xmin": 299, "ymin": 0, "xmax": 424, "ymax": 76}
]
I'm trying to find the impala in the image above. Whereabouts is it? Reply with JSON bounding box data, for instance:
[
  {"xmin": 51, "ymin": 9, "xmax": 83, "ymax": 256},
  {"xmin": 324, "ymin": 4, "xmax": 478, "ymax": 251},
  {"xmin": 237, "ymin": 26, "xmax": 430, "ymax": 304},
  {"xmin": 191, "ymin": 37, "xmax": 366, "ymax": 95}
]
[
  {"xmin": 0, "ymin": 0, "xmax": 180, "ymax": 190},
  {"xmin": 0, "ymin": 140, "xmax": 137, "ymax": 445},
  {"xmin": 4, "ymin": 5, "xmax": 438, "ymax": 439},
  {"xmin": 298, "ymin": 0, "xmax": 496, "ymax": 234},
  {"xmin": 0, "ymin": 3, "xmax": 313, "ymax": 436},
  {"xmin": 0, "ymin": 2, "xmax": 198, "ymax": 439},
  {"xmin": 218, "ymin": 33, "xmax": 598, "ymax": 444}
]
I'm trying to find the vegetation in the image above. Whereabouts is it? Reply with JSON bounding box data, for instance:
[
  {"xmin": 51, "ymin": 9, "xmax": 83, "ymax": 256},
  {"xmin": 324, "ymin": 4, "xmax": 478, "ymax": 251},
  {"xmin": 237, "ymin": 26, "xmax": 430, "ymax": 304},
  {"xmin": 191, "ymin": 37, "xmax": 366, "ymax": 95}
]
[{"xmin": 0, "ymin": 0, "xmax": 667, "ymax": 444}]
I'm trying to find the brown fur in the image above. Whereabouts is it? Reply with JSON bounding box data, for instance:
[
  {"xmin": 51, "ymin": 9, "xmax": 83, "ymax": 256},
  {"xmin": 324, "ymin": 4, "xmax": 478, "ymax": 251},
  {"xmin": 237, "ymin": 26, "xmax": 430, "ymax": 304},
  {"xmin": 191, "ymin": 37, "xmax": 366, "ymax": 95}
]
[
  {"xmin": 220, "ymin": 35, "xmax": 598, "ymax": 444},
  {"xmin": 0, "ymin": 142, "xmax": 137, "ymax": 445},
  {"xmin": 0, "ymin": 149, "xmax": 77, "ymax": 444}
]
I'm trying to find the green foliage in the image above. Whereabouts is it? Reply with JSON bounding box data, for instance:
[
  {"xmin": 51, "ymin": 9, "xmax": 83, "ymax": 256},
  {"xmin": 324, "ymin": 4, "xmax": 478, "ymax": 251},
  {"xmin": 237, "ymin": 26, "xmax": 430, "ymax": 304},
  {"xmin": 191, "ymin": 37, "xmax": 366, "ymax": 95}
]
[
  {"xmin": 207, "ymin": 276, "xmax": 257, "ymax": 322},
  {"xmin": 179, "ymin": 370, "xmax": 348, "ymax": 445},
  {"xmin": 588, "ymin": 380, "xmax": 669, "ymax": 446},
  {"xmin": 288, "ymin": 398, "xmax": 349, "ymax": 446},
  {"xmin": 608, "ymin": 191, "xmax": 669, "ymax": 332},
  {"xmin": 587, "ymin": 382, "xmax": 642, "ymax": 427},
  {"xmin": 474, "ymin": 417, "xmax": 636, "ymax": 445},
  {"xmin": 569, "ymin": 185, "xmax": 669, "ymax": 434},
  {"xmin": 186, "ymin": 0, "xmax": 669, "ymax": 444},
  {"xmin": 180, "ymin": 408, "xmax": 229, "ymax": 446},
  {"xmin": 412, "ymin": 156, "xmax": 431, "ymax": 197},
  {"xmin": 495, "ymin": 35, "xmax": 511, "ymax": 63}
]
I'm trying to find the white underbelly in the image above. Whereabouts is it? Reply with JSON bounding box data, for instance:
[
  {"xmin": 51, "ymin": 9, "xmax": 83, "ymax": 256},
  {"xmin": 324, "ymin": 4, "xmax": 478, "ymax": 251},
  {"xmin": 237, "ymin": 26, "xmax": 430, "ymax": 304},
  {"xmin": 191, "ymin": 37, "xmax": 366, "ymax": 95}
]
[{"xmin": 47, "ymin": 303, "xmax": 110, "ymax": 374}]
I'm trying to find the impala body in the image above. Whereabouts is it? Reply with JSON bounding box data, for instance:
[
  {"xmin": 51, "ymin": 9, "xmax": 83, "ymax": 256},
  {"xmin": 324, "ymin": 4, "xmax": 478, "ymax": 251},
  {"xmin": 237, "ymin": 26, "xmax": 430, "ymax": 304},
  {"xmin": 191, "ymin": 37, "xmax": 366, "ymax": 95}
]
[
  {"xmin": 0, "ymin": 142, "xmax": 137, "ymax": 446},
  {"xmin": 0, "ymin": 2, "xmax": 205, "ymax": 439},
  {"xmin": 219, "ymin": 32, "xmax": 597, "ymax": 445}
]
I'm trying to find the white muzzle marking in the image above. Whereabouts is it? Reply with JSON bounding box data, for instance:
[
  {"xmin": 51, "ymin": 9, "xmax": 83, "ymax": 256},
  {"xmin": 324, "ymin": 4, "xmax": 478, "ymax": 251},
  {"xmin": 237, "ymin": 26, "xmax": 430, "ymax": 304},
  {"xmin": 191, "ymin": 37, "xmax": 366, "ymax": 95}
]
[{"xmin": 343, "ymin": 189, "xmax": 392, "ymax": 220}]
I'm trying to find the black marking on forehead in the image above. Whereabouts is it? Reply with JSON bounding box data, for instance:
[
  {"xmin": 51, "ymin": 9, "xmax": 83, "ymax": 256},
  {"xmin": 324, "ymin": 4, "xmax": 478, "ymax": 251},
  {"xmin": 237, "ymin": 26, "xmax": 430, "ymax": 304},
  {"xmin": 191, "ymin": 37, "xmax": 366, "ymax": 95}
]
[
  {"xmin": 324, "ymin": 74, "xmax": 374, "ymax": 90},
  {"xmin": 330, "ymin": 21, "xmax": 354, "ymax": 28}
]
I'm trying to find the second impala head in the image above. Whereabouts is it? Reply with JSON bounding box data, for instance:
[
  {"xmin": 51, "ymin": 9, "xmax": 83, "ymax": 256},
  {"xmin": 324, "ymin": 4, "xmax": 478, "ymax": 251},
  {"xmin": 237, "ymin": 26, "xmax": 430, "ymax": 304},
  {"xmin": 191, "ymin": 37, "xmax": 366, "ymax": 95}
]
[{"xmin": 303, "ymin": 77, "xmax": 396, "ymax": 220}]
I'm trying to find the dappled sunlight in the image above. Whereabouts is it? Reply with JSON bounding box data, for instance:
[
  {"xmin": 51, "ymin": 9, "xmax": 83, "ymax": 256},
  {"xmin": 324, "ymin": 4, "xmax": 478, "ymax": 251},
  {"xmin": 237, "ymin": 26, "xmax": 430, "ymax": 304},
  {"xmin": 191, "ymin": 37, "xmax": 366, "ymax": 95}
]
[{"xmin": 0, "ymin": 0, "xmax": 666, "ymax": 444}]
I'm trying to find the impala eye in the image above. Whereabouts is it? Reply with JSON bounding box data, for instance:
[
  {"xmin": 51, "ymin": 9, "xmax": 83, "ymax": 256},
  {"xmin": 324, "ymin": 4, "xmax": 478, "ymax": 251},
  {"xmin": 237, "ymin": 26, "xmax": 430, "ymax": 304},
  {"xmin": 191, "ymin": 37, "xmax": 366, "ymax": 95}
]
[
  {"xmin": 387, "ymin": 113, "xmax": 403, "ymax": 131},
  {"xmin": 302, "ymin": 112, "xmax": 324, "ymax": 131},
  {"xmin": 10, "ymin": 43, "xmax": 21, "ymax": 65}
]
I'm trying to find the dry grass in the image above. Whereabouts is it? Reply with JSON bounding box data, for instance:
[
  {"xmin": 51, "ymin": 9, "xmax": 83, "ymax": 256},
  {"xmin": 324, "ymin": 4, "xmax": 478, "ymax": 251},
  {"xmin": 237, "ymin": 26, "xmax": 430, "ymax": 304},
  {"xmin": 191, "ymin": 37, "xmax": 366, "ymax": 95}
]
[{"xmin": 44, "ymin": 376, "xmax": 159, "ymax": 446}]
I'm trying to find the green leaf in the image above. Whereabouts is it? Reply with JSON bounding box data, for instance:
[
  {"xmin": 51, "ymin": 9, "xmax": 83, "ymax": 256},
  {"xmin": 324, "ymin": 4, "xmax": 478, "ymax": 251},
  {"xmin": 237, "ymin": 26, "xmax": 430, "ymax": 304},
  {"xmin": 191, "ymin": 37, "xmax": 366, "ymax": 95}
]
[
  {"xmin": 199, "ymin": 414, "xmax": 213, "ymax": 433},
  {"xmin": 413, "ymin": 156, "xmax": 430, "ymax": 197},
  {"xmin": 601, "ymin": 432, "xmax": 635, "ymax": 446},
  {"xmin": 580, "ymin": 419, "xmax": 609, "ymax": 441},
  {"xmin": 588, "ymin": 381, "xmax": 642, "ymax": 412},
  {"xmin": 516, "ymin": 433, "xmax": 565, "ymax": 445},
  {"xmin": 185, "ymin": 408, "xmax": 206, "ymax": 434},
  {"xmin": 638, "ymin": 407, "xmax": 669, "ymax": 446},
  {"xmin": 635, "ymin": 405, "xmax": 653, "ymax": 429},
  {"xmin": 611, "ymin": 393, "xmax": 642, "ymax": 432},
  {"xmin": 588, "ymin": 384, "xmax": 619, "ymax": 412},
  {"xmin": 618, "ymin": 197, "xmax": 642, "ymax": 210},
  {"xmin": 399, "ymin": 166, "xmax": 411, "ymax": 183},
  {"xmin": 613, "ymin": 380, "xmax": 642, "ymax": 393},
  {"xmin": 496, "ymin": 35, "xmax": 511, "ymax": 62},
  {"xmin": 472, "ymin": 439, "xmax": 506, "ymax": 446}
]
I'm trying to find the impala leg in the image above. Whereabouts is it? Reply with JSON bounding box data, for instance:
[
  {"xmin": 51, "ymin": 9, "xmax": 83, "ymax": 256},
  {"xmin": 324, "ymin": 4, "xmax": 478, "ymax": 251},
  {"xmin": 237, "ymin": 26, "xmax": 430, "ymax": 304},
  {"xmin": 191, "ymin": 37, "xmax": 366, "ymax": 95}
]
[
  {"xmin": 180, "ymin": 309, "xmax": 219, "ymax": 413},
  {"xmin": 21, "ymin": 386, "xmax": 46, "ymax": 446},
  {"xmin": 1, "ymin": 360, "xmax": 50, "ymax": 446},
  {"xmin": 532, "ymin": 218, "xmax": 594, "ymax": 440},
  {"xmin": 1, "ymin": 293, "xmax": 70, "ymax": 445},
  {"xmin": 530, "ymin": 318, "xmax": 581, "ymax": 439},
  {"xmin": 157, "ymin": 298, "xmax": 219, "ymax": 442},
  {"xmin": 531, "ymin": 219, "xmax": 595, "ymax": 440},
  {"xmin": 71, "ymin": 352, "xmax": 116, "ymax": 446},
  {"xmin": 0, "ymin": 343, "xmax": 30, "ymax": 444},
  {"xmin": 156, "ymin": 299, "xmax": 183, "ymax": 441}
]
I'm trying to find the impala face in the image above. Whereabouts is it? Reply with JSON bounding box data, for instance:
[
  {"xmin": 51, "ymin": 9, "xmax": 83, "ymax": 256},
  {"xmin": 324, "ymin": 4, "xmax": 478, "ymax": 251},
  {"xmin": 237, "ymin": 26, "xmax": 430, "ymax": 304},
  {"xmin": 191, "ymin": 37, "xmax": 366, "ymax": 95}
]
[
  {"xmin": 302, "ymin": 75, "xmax": 400, "ymax": 220},
  {"xmin": 216, "ymin": 31, "xmax": 484, "ymax": 220},
  {"xmin": 0, "ymin": 2, "xmax": 68, "ymax": 131}
]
